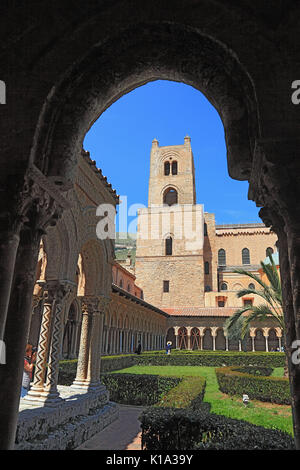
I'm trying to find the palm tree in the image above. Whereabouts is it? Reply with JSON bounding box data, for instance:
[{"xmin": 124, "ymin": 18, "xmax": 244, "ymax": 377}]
[
  {"xmin": 226, "ymin": 253, "xmax": 286, "ymax": 373},
  {"xmin": 224, "ymin": 316, "xmax": 250, "ymax": 351}
]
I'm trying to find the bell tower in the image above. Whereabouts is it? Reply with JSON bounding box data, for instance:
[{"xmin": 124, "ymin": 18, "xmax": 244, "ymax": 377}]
[
  {"xmin": 135, "ymin": 137, "xmax": 205, "ymax": 309},
  {"xmin": 148, "ymin": 136, "xmax": 196, "ymax": 207}
]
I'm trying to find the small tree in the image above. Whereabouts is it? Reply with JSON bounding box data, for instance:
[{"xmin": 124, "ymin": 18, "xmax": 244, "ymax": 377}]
[
  {"xmin": 226, "ymin": 254, "xmax": 286, "ymax": 373},
  {"xmin": 224, "ymin": 316, "xmax": 250, "ymax": 351}
]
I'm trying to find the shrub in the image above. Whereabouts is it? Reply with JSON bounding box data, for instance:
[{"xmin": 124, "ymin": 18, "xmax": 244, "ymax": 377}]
[
  {"xmin": 58, "ymin": 359, "xmax": 78, "ymax": 386},
  {"xmin": 216, "ymin": 366, "xmax": 290, "ymax": 404},
  {"xmin": 140, "ymin": 408, "xmax": 294, "ymax": 450},
  {"xmin": 234, "ymin": 366, "xmax": 273, "ymax": 376},
  {"xmin": 156, "ymin": 376, "xmax": 206, "ymax": 409},
  {"xmin": 135, "ymin": 351, "xmax": 285, "ymax": 368},
  {"xmin": 101, "ymin": 373, "xmax": 180, "ymax": 406},
  {"xmin": 101, "ymin": 354, "xmax": 136, "ymax": 372}
]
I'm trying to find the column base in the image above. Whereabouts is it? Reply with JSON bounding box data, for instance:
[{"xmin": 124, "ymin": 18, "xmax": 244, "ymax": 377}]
[
  {"xmin": 23, "ymin": 385, "xmax": 64, "ymax": 406},
  {"xmin": 71, "ymin": 379, "xmax": 104, "ymax": 393}
]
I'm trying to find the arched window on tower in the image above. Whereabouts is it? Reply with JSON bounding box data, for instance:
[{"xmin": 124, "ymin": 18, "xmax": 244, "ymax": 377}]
[
  {"xmin": 220, "ymin": 282, "xmax": 228, "ymax": 291},
  {"xmin": 163, "ymin": 187, "xmax": 178, "ymax": 206},
  {"xmin": 164, "ymin": 161, "xmax": 170, "ymax": 176},
  {"xmin": 218, "ymin": 249, "xmax": 226, "ymax": 266},
  {"xmin": 242, "ymin": 248, "xmax": 250, "ymax": 265},
  {"xmin": 172, "ymin": 161, "xmax": 178, "ymax": 175},
  {"xmin": 165, "ymin": 236, "xmax": 173, "ymax": 256}
]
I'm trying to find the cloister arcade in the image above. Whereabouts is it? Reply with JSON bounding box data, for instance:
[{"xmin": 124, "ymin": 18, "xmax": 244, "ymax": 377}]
[{"xmin": 167, "ymin": 326, "xmax": 283, "ymax": 352}]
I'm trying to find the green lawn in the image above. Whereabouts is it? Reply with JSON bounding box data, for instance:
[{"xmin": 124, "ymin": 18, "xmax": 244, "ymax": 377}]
[{"xmin": 113, "ymin": 365, "xmax": 293, "ymax": 435}]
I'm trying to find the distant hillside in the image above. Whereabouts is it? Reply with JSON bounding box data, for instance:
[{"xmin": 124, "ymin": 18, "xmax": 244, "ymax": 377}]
[
  {"xmin": 115, "ymin": 233, "xmax": 136, "ymax": 265},
  {"xmin": 115, "ymin": 232, "xmax": 136, "ymax": 247}
]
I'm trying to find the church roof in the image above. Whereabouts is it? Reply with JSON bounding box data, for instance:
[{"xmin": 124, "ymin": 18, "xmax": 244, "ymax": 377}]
[{"xmin": 163, "ymin": 307, "xmax": 238, "ymax": 317}]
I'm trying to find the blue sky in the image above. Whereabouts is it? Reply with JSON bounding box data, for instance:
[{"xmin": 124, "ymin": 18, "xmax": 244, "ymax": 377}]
[{"xmin": 84, "ymin": 80, "xmax": 260, "ymax": 233}]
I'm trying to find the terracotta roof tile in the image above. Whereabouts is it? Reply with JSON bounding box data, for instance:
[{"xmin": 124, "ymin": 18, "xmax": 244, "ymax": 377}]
[{"xmin": 163, "ymin": 307, "xmax": 238, "ymax": 317}]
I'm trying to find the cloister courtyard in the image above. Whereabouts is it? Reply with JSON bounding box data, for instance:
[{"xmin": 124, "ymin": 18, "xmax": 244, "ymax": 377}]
[{"xmin": 2, "ymin": 0, "xmax": 300, "ymax": 454}]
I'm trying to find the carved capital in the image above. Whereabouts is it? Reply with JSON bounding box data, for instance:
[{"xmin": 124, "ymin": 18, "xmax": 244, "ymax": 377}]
[
  {"xmin": 249, "ymin": 139, "xmax": 300, "ymax": 230},
  {"xmin": 249, "ymin": 327, "xmax": 256, "ymax": 338},
  {"xmin": 0, "ymin": 164, "xmax": 70, "ymax": 237},
  {"xmin": 80, "ymin": 296, "xmax": 101, "ymax": 315}
]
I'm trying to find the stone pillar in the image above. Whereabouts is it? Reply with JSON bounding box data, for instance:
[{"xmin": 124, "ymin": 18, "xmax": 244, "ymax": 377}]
[
  {"xmin": 185, "ymin": 327, "xmax": 191, "ymax": 350},
  {"xmin": 199, "ymin": 328, "xmax": 205, "ymax": 350},
  {"xmin": 211, "ymin": 327, "xmax": 218, "ymax": 351},
  {"xmin": 72, "ymin": 299, "xmax": 94, "ymax": 389},
  {"xmin": 0, "ymin": 231, "xmax": 20, "ymax": 342},
  {"xmin": 250, "ymin": 328, "xmax": 256, "ymax": 352},
  {"xmin": 276, "ymin": 328, "xmax": 283, "ymax": 350},
  {"xmin": 263, "ymin": 328, "xmax": 269, "ymax": 352},
  {"xmin": 224, "ymin": 331, "xmax": 229, "ymax": 351},
  {"xmin": 73, "ymin": 296, "xmax": 109, "ymax": 390},
  {"xmin": 174, "ymin": 326, "xmax": 179, "ymax": 349},
  {"xmin": 0, "ymin": 165, "xmax": 69, "ymax": 449}
]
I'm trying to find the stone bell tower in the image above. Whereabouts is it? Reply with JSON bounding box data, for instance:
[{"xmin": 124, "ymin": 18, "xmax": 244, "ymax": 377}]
[
  {"xmin": 148, "ymin": 135, "xmax": 196, "ymax": 207},
  {"xmin": 135, "ymin": 137, "xmax": 205, "ymax": 309}
]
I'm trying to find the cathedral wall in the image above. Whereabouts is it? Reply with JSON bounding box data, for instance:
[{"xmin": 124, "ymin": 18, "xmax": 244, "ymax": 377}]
[{"xmin": 215, "ymin": 226, "xmax": 277, "ymax": 266}]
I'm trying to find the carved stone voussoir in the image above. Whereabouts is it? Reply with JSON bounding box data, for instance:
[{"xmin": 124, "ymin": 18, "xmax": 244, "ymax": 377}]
[
  {"xmin": 250, "ymin": 139, "xmax": 300, "ymax": 227},
  {"xmin": 2, "ymin": 165, "xmax": 71, "ymax": 236}
]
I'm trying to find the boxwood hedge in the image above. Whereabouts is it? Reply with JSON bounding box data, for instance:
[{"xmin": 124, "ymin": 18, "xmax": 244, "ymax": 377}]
[
  {"xmin": 216, "ymin": 366, "xmax": 290, "ymax": 404},
  {"xmin": 155, "ymin": 375, "xmax": 206, "ymax": 409},
  {"xmin": 101, "ymin": 372, "xmax": 206, "ymax": 408},
  {"xmin": 140, "ymin": 407, "xmax": 294, "ymax": 450},
  {"xmin": 135, "ymin": 351, "xmax": 285, "ymax": 367},
  {"xmin": 100, "ymin": 373, "xmax": 181, "ymax": 406}
]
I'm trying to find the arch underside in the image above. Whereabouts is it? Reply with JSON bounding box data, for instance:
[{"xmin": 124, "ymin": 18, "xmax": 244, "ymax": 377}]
[{"xmin": 32, "ymin": 23, "xmax": 258, "ymax": 187}]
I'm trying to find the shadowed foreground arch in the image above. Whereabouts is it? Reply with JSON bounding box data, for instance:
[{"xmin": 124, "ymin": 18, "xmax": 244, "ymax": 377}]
[{"xmin": 1, "ymin": 2, "xmax": 300, "ymax": 449}]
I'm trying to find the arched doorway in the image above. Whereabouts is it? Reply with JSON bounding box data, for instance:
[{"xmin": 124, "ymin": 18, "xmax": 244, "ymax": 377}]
[
  {"xmin": 268, "ymin": 329, "xmax": 279, "ymax": 352},
  {"xmin": 215, "ymin": 329, "xmax": 226, "ymax": 351},
  {"xmin": 166, "ymin": 327, "xmax": 175, "ymax": 348},
  {"xmin": 191, "ymin": 328, "xmax": 201, "ymax": 350},
  {"xmin": 62, "ymin": 302, "xmax": 79, "ymax": 359},
  {"xmin": 203, "ymin": 328, "xmax": 213, "ymax": 350},
  {"xmin": 178, "ymin": 327, "xmax": 188, "ymax": 350},
  {"xmin": 254, "ymin": 329, "xmax": 266, "ymax": 351}
]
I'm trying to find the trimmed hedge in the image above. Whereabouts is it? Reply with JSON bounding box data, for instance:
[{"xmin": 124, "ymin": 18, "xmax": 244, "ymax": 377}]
[
  {"xmin": 216, "ymin": 366, "xmax": 290, "ymax": 404},
  {"xmin": 140, "ymin": 408, "xmax": 294, "ymax": 450},
  {"xmin": 58, "ymin": 359, "xmax": 77, "ymax": 386},
  {"xmin": 135, "ymin": 351, "xmax": 285, "ymax": 367},
  {"xmin": 101, "ymin": 373, "xmax": 180, "ymax": 406},
  {"xmin": 101, "ymin": 354, "xmax": 136, "ymax": 372},
  {"xmin": 155, "ymin": 375, "xmax": 206, "ymax": 409},
  {"xmin": 57, "ymin": 351, "xmax": 285, "ymax": 386}
]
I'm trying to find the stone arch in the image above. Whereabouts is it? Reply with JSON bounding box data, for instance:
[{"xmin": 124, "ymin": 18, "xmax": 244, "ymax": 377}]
[
  {"xmin": 62, "ymin": 299, "xmax": 81, "ymax": 358},
  {"xmin": 215, "ymin": 328, "xmax": 226, "ymax": 351},
  {"xmin": 77, "ymin": 240, "xmax": 107, "ymax": 296},
  {"xmin": 166, "ymin": 327, "xmax": 175, "ymax": 348},
  {"xmin": 254, "ymin": 328, "xmax": 266, "ymax": 351},
  {"xmin": 203, "ymin": 328, "xmax": 213, "ymax": 350},
  {"xmin": 31, "ymin": 22, "xmax": 261, "ymax": 191},
  {"xmin": 191, "ymin": 327, "xmax": 201, "ymax": 350},
  {"xmin": 232, "ymin": 283, "xmax": 243, "ymax": 291},
  {"xmin": 268, "ymin": 328, "xmax": 279, "ymax": 351},
  {"xmin": 163, "ymin": 187, "xmax": 178, "ymax": 206},
  {"xmin": 178, "ymin": 327, "xmax": 188, "ymax": 350}
]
